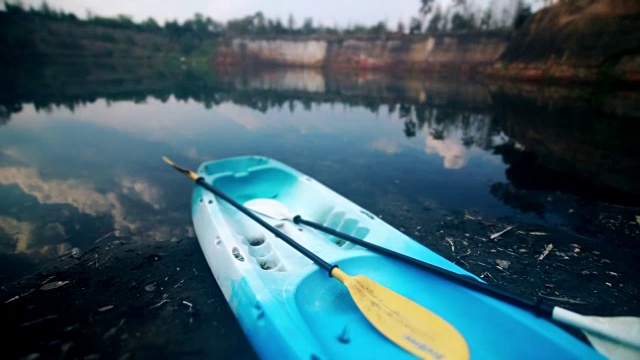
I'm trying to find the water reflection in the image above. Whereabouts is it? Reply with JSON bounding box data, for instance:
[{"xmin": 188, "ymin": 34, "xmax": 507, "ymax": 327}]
[{"xmin": 1, "ymin": 64, "xmax": 638, "ymax": 279}]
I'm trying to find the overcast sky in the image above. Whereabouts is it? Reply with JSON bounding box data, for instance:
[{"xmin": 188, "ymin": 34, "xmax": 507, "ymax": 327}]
[{"xmin": 15, "ymin": 0, "xmax": 542, "ymax": 27}]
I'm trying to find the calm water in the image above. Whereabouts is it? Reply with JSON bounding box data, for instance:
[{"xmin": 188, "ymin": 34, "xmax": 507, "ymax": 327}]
[{"xmin": 1, "ymin": 66, "xmax": 638, "ymax": 280}]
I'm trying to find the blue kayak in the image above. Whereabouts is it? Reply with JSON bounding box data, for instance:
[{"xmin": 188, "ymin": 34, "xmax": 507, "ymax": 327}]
[{"xmin": 190, "ymin": 156, "xmax": 603, "ymax": 360}]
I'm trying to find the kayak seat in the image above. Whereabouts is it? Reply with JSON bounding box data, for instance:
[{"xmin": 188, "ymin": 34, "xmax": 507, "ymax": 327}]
[{"xmin": 213, "ymin": 167, "xmax": 298, "ymax": 204}]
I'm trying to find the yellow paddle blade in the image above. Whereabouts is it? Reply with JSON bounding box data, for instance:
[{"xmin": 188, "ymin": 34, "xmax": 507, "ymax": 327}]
[
  {"xmin": 331, "ymin": 268, "xmax": 469, "ymax": 360},
  {"xmin": 162, "ymin": 156, "xmax": 199, "ymax": 181}
]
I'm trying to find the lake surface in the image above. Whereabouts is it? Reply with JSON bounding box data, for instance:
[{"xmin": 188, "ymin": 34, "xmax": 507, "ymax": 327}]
[{"xmin": 1, "ymin": 66, "xmax": 638, "ymax": 282}]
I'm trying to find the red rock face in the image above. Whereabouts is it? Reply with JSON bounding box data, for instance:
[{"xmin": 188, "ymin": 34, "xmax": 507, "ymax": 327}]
[{"xmin": 212, "ymin": 34, "xmax": 508, "ymax": 74}]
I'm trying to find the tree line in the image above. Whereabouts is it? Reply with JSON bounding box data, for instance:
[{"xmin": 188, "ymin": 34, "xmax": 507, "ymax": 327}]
[
  {"xmin": 2, "ymin": 0, "xmax": 538, "ymax": 40},
  {"xmin": 405, "ymin": 0, "xmax": 536, "ymax": 34}
]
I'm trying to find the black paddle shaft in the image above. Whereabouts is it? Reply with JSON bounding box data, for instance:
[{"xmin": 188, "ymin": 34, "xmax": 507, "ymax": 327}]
[
  {"xmin": 293, "ymin": 215, "xmax": 555, "ymax": 318},
  {"xmin": 195, "ymin": 178, "xmax": 335, "ymax": 274}
]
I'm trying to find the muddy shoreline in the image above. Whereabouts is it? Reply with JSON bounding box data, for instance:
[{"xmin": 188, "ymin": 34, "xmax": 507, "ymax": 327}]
[
  {"xmin": 2, "ymin": 238, "xmax": 258, "ymax": 360},
  {"xmin": 2, "ymin": 193, "xmax": 638, "ymax": 359}
]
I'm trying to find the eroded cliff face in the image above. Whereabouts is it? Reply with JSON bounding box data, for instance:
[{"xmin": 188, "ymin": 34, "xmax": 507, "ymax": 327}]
[
  {"xmin": 214, "ymin": 1, "xmax": 639, "ymax": 83},
  {"xmin": 214, "ymin": 34, "xmax": 508, "ymax": 73},
  {"xmin": 488, "ymin": 0, "xmax": 640, "ymax": 82}
]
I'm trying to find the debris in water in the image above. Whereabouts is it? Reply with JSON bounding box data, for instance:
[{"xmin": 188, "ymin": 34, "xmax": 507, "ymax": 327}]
[
  {"xmin": 479, "ymin": 271, "xmax": 494, "ymax": 280},
  {"xmin": 98, "ymin": 305, "xmax": 114, "ymax": 312},
  {"xmin": 40, "ymin": 281, "xmax": 70, "ymax": 291},
  {"xmin": 4, "ymin": 289, "xmax": 34, "ymax": 304},
  {"xmin": 490, "ymin": 226, "xmax": 514, "ymax": 240},
  {"xmin": 495, "ymin": 259, "xmax": 511, "ymax": 270},
  {"xmin": 102, "ymin": 319, "xmax": 125, "ymax": 340},
  {"xmin": 60, "ymin": 342, "xmax": 74, "ymax": 358},
  {"xmin": 636, "ymin": 215, "xmax": 640, "ymax": 225},
  {"xmin": 149, "ymin": 294, "xmax": 169, "ymax": 309},
  {"xmin": 529, "ymin": 232, "xmax": 547, "ymax": 236},
  {"xmin": 538, "ymin": 294, "xmax": 586, "ymax": 304},
  {"xmin": 537, "ymin": 244, "xmax": 553, "ymax": 261},
  {"xmin": 20, "ymin": 314, "xmax": 58, "ymax": 327},
  {"xmin": 445, "ymin": 237, "xmax": 455, "ymax": 252},
  {"xmin": 144, "ymin": 283, "xmax": 156, "ymax": 292},
  {"xmin": 41, "ymin": 276, "xmax": 55, "ymax": 284},
  {"xmin": 94, "ymin": 229, "xmax": 118, "ymax": 244},
  {"xmin": 497, "ymin": 247, "xmax": 517, "ymax": 256}
]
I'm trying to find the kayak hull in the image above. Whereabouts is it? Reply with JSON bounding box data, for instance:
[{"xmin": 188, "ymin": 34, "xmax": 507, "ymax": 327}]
[{"xmin": 191, "ymin": 156, "xmax": 603, "ymax": 360}]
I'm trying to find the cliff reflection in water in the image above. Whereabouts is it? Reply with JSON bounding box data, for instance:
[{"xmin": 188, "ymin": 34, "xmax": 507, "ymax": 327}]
[
  {"xmin": 1, "ymin": 65, "xmax": 638, "ymax": 262},
  {"xmin": 218, "ymin": 68, "xmax": 640, "ymax": 208},
  {"xmin": 2, "ymin": 64, "xmax": 638, "ymax": 208}
]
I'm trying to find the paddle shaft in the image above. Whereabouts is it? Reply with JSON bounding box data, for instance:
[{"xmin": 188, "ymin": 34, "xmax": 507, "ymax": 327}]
[
  {"xmin": 196, "ymin": 178, "xmax": 335, "ymax": 274},
  {"xmin": 292, "ymin": 215, "xmax": 555, "ymax": 318}
]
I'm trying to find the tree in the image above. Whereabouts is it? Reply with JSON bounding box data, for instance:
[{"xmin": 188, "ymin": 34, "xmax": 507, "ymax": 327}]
[
  {"xmin": 426, "ymin": 7, "xmax": 443, "ymax": 33},
  {"xmin": 287, "ymin": 13, "xmax": 296, "ymax": 33},
  {"xmin": 227, "ymin": 14, "xmax": 256, "ymax": 34},
  {"xmin": 39, "ymin": 1, "xmax": 58, "ymax": 18},
  {"xmin": 419, "ymin": 0, "xmax": 435, "ymax": 16},
  {"xmin": 451, "ymin": 12, "xmax": 475, "ymax": 31},
  {"xmin": 206, "ymin": 17, "xmax": 224, "ymax": 35},
  {"xmin": 479, "ymin": 8, "xmax": 492, "ymax": 30},
  {"xmin": 409, "ymin": 17, "xmax": 422, "ymax": 34},
  {"xmin": 165, "ymin": 19, "xmax": 184, "ymax": 37},
  {"xmin": 397, "ymin": 21, "xmax": 405, "ymax": 34},
  {"xmin": 512, "ymin": 1, "xmax": 532, "ymax": 29},
  {"xmin": 142, "ymin": 17, "xmax": 161, "ymax": 33},
  {"xmin": 369, "ymin": 21, "xmax": 387, "ymax": 35},
  {"xmin": 302, "ymin": 17, "xmax": 313, "ymax": 34},
  {"xmin": 253, "ymin": 12, "xmax": 266, "ymax": 33}
]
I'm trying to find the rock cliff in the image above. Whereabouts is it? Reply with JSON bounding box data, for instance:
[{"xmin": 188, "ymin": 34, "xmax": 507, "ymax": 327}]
[{"xmin": 214, "ymin": 34, "xmax": 508, "ymax": 74}]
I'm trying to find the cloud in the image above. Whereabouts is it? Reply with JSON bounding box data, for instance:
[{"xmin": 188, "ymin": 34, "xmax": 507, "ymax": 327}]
[
  {"xmin": 0, "ymin": 166, "xmax": 185, "ymax": 244},
  {"xmin": 370, "ymin": 138, "xmax": 402, "ymax": 154},
  {"xmin": 0, "ymin": 216, "xmax": 34, "ymax": 253},
  {"xmin": 119, "ymin": 176, "xmax": 165, "ymax": 210},
  {"xmin": 0, "ymin": 167, "xmax": 114, "ymax": 215},
  {"xmin": 424, "ymin": 133, "xmax": 467, "ymax": 169},
  {"xmin": 215, "ymin": 103, "xmax": 266, "ymax": 131}
]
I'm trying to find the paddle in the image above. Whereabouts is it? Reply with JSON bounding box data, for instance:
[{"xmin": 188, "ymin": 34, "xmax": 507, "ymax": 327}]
[
  {"xmin": 245, "ymin": 198, "xmax": 640, "ymax": 360},
  {"xmin": 163, "ymin": 157, "xmax": 470, "ymax": 360}
]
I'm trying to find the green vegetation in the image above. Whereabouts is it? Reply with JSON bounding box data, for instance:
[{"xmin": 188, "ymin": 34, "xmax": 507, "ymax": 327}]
[
  {"xmin": 0, "ymin": 1, "xmax": 223, "ymax": 65},
  {"xmin": 411, "ymin": 0, "xmax": 533, "ymax": 33}
]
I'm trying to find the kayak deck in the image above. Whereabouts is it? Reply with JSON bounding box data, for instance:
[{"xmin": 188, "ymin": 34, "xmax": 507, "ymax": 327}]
[{"xmin": 191, "ymin": 156, "xmax": 603, "ymax": 360}]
